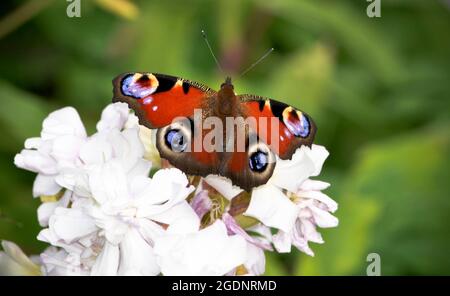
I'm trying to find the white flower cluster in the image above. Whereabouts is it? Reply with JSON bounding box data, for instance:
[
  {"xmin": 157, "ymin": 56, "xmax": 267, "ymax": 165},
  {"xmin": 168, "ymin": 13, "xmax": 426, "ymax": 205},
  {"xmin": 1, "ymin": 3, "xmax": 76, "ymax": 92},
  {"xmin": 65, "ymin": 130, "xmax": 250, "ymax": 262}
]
[{"xmin": 9, "ymin": 103, "xmax": 338, "ymax": 276}]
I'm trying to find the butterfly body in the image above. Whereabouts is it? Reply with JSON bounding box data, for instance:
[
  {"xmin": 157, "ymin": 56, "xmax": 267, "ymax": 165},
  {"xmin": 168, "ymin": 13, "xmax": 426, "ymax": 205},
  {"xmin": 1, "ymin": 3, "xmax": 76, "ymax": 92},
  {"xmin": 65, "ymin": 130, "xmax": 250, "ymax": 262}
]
[{"xmin": 112, "ymin": 72, "xmax": 316, "ymax": 191}]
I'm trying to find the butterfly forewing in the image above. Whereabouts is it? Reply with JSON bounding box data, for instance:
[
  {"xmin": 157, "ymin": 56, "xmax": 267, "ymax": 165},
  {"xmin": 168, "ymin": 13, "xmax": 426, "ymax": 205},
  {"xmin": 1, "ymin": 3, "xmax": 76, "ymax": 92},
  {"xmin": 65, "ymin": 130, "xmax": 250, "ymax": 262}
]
[
  {"xmin": 238, "ymin": 94, "xmax": 316, "ymax": 160},
  {"xmin": 112, "ymin": 72, "xmax": 215, "ymax": 129}
]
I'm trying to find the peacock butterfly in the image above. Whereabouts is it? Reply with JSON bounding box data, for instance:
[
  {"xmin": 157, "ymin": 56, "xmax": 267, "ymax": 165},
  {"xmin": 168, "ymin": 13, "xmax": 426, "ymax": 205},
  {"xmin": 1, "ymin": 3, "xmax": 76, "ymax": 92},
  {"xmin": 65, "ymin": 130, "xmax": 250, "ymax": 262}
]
[{"xmin": 112, "ymin": 72, "xmax": 316, "ymax": 191}]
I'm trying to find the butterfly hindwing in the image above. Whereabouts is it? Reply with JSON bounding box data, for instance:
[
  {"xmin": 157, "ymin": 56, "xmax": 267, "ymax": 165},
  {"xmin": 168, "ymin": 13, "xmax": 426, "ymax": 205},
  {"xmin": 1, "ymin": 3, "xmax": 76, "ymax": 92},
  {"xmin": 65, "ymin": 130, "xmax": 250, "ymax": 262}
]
[
  {"xmin": 221, "ymin": 133, "xmax": 276, "ymax": 192},
  {"xmin": 155, "ymin": 117, "xmax": 221, "ymax": 178}
]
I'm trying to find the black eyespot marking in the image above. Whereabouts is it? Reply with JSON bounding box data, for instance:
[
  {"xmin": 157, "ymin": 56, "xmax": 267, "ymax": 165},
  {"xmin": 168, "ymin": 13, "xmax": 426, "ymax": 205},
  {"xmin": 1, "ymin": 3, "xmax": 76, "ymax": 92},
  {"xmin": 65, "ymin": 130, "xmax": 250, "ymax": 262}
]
[
  {"xmin": 154, "ymin": 77, "xmax": 177, "ymax": 94},
  {"xmin": 258, "ymin": 100, "xmax": 265, "ymax": 112},
  {"xmin": 182, "ymin": 81, "xmax": 190, "ymax": 94},
  {"xmin": 269, "ymin": 100, "xmax": 286, "ymax": 122},
  {"xmin": 249, "ymin": 150, "xmax": 269, "ymax": 173},
  {"xmin": 137, "ymin": 75, "xmax": 150, "ymax": 84},
  {"xmin": 289, "ymin": 109, "xmax": 300, "ymax": 121},
  {"xmin": 164, "ymin": 129, "xmax": 188, "ymax": 153}
]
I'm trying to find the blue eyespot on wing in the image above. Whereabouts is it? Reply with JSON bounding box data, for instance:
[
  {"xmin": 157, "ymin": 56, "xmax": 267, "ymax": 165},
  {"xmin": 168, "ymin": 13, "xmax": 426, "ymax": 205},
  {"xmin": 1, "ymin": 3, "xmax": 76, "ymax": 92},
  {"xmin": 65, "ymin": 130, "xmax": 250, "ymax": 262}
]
[
  {"xmin": 120, "ymin": 73, "xmax": 157, "ymax": 99},
  {"xmin": 283, "ymin": 108, "xmax": 311, "ymax": 138}
]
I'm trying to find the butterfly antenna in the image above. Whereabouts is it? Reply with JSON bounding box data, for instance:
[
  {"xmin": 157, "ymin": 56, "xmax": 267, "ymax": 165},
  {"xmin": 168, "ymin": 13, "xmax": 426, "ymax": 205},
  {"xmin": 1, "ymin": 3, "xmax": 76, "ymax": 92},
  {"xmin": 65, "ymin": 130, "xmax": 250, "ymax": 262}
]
[
  {"xmin": 201, "ymin": 30, "xmax": 225, "ymax": 74},
  {"xmin": 240, "ymin": 47, "xmax": 274, "ymax": 77}
]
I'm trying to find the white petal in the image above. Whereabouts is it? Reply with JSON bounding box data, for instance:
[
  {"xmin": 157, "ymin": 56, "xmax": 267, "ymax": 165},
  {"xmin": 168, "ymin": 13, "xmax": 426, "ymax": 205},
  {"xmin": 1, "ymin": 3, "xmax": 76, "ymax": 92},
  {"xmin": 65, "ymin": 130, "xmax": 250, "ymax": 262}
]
[
  {"xmin": 37, "ymin": 229, "xmax": 84, "ymax": 255},
  {"xmin": 117, "ymin": 128, "xmax": 145, "ymax": 171},
  {"xmin": 148, "ymin": 201, "xmax": 199, "ymax": 229},
  {"xmin": 88, "ymin": 161, "xmax": 130, "ymax": 205},
  {"xmin": 138, "ymin": 219, "xmax": 165, "ymax": 244},
  {"xmin": 300, "ymin": 219, "xmax": 323, "ymax": 243},
  {"xmin": 222, "ymin": 213, "xmax": 272, "ymax": 250},
  {"xmin": 104, "ymin": 223, "xmax": 129, "ymax": 245},
  {"xmin": 96, "ymin": 102, "xmax": 130, "ymax": 132},
  {"xmin": 272, "ymin": 231, "xmax": 293, "ymax": 253},
  {"xmin": 118, "ymin": 228, "xmax": 160, "ymax": 276},
  {"xmin": 41, "ymin": 107, "xmax": 87, "ymax": 140},
  {"xmin": 40, "ymin": 248, "xmax": 87, "ymax": 276},
  {"xmin": 308, "ymin": 145, "xmax": 329, "ymax": 176},
  {"xmin": 129, "ymin": 175, "xmax": 152, "ymax": 198},
  {"xmin": 37, "ymin": 191, "xmax": 70, "ymax": 227},
  {"xmin": 87, "ymin": 207, "xmax": 128, "ymax": 245},
  {"xmin": 191, "ymin": 222, "xmax": 247, "ymax": 276},
  {"xmin": 152, "ymin": 167, "xmax": 189, "ymax": 185},
  {"xmin": 142, "ymin": 168, "xmax": 193, "ymax": 208},
  {"xmin": 309, "ymin": 206, "xmax": 339, "ymax": 228},
  {"xmin": 291, "ymin": 223, "xmax": 316, "ymax": 256},
  {"xmin": 245, "ymin": 185, "xmax": 298, "ymax": 232},
  {"xmin": 243, "ymin": 244, "xmax": 265, "ymax": 276},
  {"xmin": 247, "ymin": 224, "xmax": 273, "ymax": 245},
  {"xmin": 292, "ymin": 238, "xmax": 315, "ymax": 256},
  {"xmin": 50, "ymin": 135, "xmax": 84, "ymax": 165},
  {"xmin": 124, "ymin": 112, "xmax": 139, "ymax": 129},
  {"xmin": 24, "ymin": 137, "xmax": 42, "ymax": 149},
  {"xmin": 40, "ymin": 247, "xmax": 68, "ymax": 276},
  {"xmin": 298, "ymin": 190, "xmax": 338, "ymax": 212},
  {"xmin": 154, "ymin": 220, "xmax": 247, "ymax": 276},
  {"xmin": 38, "ymin": 202, "xmax": 59, "ymax": 227},
  {"xmin": 32, "ymin": 174, "xmax": 61, "ymax": 197},
  {"xmin": 270, "ymin": 147, "xmax": 317, "ymax": 192},
  {"xmin": 165, "ymin": 214, "xmax": 200, "ymax": 234},
  {"xmin": 79, "ymin": 134, "xmax": 113, "ymax": 166},
  {"xmin": 49, "ymin": 208, "xmax": 97, "ymax": 243},
  {"xmin": 57, "ymin": 167, "xmax": 93, "ymax": 199},
  {"xmin": 127, "ymin": 159, "xmax": 152, "ymax": 181},
  {"xmin": 14, "ymin": 150, "xmax": 57, "ymax": 175},
  {"xmin": 298, "ymin": 179, "xmax": 330, "ymax": 191},
  {"xmin": 91, "ymin": 242, "xmax": 119, "ymax": 276},
  {"xmin": 203, "ymin": 175, "xmax": 243, "ymax": 200}
]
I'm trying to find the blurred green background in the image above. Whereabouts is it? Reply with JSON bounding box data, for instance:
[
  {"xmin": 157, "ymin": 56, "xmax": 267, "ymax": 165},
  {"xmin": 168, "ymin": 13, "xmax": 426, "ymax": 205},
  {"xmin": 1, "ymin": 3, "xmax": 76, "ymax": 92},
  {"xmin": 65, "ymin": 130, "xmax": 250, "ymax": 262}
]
[{"xmin": 0, "ymin": 0, "xmax": 449, "ymax": 275}]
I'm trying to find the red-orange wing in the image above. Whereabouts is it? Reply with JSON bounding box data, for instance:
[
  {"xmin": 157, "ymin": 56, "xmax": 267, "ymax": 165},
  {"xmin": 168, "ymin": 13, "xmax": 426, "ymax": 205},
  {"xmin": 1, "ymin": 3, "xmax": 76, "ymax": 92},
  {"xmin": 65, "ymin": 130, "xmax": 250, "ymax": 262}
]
[
  {"xmin": 238, "ymin": 94, "xmax": 317, "ymax": 160},
  {"xmin": 112, "ymin": 72, "xmax": 215, "ymax": 128}
]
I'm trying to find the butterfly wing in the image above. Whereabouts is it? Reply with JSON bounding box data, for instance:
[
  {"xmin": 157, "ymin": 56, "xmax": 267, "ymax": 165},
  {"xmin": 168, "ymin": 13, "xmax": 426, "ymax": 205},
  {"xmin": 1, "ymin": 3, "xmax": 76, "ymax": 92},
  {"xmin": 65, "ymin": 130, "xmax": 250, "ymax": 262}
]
[
  {"xmin": 112, "ymin": 72, "xmax": 216, "ymax": 128},
  {"xmin": 155, "ymin": 117, "xmax": 222, "ymax": 177},
  {"xmin": 112, "ymin": 72, "xmax": 221, "ymax": 176},
  {"xmin": 221, "ymin": 132, "xmax": 277, "ymax": 192},
  {"xmin": 238, "ymin": 94, "xmax": 317, "ymax": 160}
]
